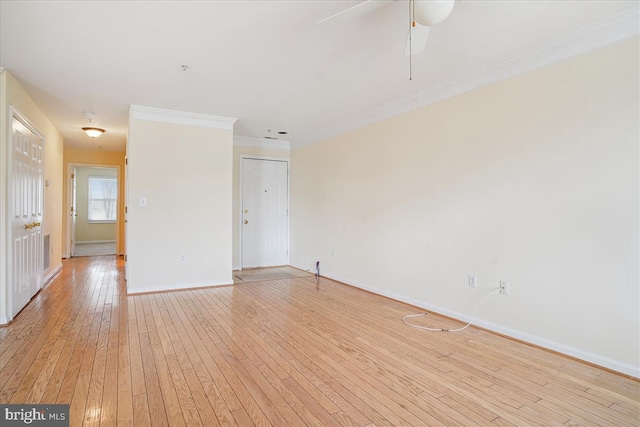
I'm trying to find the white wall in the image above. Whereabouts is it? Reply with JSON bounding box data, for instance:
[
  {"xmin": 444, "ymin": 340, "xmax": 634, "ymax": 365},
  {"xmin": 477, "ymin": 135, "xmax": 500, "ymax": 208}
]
[
  {"xmin": 126, "ymin": 106, "xmax": 235, "ymax": 293},
  {"xmin": 290, "ymin": 38, "xmax": 639, "ymax": 376}
]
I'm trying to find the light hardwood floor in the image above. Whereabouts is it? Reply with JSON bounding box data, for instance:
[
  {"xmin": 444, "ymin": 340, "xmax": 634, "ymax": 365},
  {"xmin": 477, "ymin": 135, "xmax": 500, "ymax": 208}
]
[{"xmin": 1, "ymin": 256, "xmax": 638, "ymax": 426}]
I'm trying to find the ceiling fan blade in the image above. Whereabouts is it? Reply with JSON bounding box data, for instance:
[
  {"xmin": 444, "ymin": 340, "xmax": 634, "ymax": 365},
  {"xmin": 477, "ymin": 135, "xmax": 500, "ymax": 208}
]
[
  {"xmin": 404, "ymin": 23, "xmax": 430, "ymax": 56},
  {"xmin": 317, "ymin": 0, "xmax": 395, "ymax": 24}
]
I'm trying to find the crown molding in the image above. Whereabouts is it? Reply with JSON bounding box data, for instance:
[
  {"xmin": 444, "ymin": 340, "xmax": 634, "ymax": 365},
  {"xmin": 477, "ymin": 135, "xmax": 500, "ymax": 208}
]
[
  {"xmin": 130, "ymin": 105, "xmax": 237, "ymax": 130},
  {"xmin": 291, "ymin": 7, "xmax": 640, "ymax": 148},
  {"xmin": 234, "ymin": 135, "xmax": 290, "ymax": 151}
]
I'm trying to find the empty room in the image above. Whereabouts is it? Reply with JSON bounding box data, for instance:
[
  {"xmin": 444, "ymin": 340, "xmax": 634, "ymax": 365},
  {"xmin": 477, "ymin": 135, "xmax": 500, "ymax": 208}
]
[{"xmin": 0, "ymin": 1, "xmax": 638, "ymax": 426}]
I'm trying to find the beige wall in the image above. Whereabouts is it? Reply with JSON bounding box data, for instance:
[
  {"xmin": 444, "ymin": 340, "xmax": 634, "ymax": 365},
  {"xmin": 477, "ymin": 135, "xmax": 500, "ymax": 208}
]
[
  {"xmin": 290, "ymin": 38, "xmax": 639, "ymax": 376},
  {"xmin": 63, "ymin": 148, "xmax": 126, "ymax": 256},
  {"xmin": 232, "ymin": 145, "xmax": 290, "ymax": 269},
  {"xmin": 0, "ymin": 70, "xmax": 64, "ymax": 323},
  {"xmin": 75, "ymin": 166, "xmax": 118, "ymax": 242},
  {"xmin": 127, "ymin": 110, "xmax": 234, "ymax": 293}
]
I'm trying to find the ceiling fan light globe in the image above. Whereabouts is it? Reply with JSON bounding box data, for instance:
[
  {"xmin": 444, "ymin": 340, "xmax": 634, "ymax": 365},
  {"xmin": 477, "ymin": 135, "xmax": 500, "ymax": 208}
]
[{"xmin": 414, "ymin": 0, "xmax": 455, "ymax": 26}]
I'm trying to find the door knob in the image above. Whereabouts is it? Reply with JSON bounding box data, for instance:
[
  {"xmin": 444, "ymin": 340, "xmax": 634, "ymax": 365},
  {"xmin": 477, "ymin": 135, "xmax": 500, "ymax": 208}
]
[
  {"xmin": 33, "ymin": 222, "xmax": 41, "ymax": 227},
  {"xmin": 24, "ymin": 223, "xmax": 34, "ymax": 230},
  {"xmin": 244, "ymin": 220, "xmax": 248, "ymax": 224},
  {"xmin": 244, "ymin": 209, "xmax": 248, "ymax": 214}
]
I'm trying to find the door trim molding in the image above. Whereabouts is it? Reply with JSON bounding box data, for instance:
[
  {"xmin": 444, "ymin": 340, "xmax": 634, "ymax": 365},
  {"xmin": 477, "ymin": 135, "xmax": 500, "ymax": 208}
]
[
  {"xmin": 238, "ymin": 155, "xmax": 290, "ymax": 270},
  {"xmin": 64, "ymin": 163, "xmax": 122, "ymax": 259}
]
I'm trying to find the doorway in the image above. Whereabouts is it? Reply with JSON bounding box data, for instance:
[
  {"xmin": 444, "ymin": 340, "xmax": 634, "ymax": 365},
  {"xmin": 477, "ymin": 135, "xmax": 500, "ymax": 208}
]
[
  {"xmin": 67, "ymin": 165, "xmax": 119, "ymax": 257},
  {"xmin": 8, "ymin": 108, "xmax": 45, "ymax": 319},
  {"xmin": 240, "ymin": 156, "xmax": 289, "ymax": 269}
]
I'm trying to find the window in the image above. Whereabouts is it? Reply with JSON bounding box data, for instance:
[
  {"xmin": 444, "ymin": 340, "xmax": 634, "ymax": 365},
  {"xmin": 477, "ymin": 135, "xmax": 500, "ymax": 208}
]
[{"xmin": 88, "ymin": 176, "xmax": 117, "ymax": 222}]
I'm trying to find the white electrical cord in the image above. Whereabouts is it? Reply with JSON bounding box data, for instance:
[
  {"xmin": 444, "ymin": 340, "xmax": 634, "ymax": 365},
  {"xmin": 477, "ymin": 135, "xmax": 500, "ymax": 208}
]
[{"xmin": 403, "ymin": 288, "xmax": 501, "ymax": 332}]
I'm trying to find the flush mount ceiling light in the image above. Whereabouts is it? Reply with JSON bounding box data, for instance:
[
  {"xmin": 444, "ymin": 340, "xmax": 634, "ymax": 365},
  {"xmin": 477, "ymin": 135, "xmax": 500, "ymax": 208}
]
[
  {"xmin": 82, "ymin": 127, "xmax": 105, "ymax": 138},
  {"xmin": 82, "ymin": 112, "xmax": 106, "ymax": 138}
]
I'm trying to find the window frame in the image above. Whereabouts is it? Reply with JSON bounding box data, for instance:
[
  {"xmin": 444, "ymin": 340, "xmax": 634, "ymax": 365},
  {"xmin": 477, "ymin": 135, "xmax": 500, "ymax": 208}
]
[{"xmin": 87, "ymin": 175, "xmax": 118, "ymax": 224}]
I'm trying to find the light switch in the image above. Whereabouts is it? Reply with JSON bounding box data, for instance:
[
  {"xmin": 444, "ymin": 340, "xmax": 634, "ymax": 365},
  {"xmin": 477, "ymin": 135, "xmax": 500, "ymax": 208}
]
[{"xmin": 139, "ymin": 197, "xmax": 147, "ymax": 207}]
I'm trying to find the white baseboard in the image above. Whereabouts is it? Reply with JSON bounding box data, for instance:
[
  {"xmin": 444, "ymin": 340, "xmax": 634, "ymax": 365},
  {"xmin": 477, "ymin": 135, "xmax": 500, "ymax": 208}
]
[
  {"xmin": 290, "ymin": 264, "xmax": 640, "ymax": 379},
  {"xmin": 76, "ymin": 240, "xmax": 116, "ymax": 244},
  {"xmin": 42, "ymin": 264, "xmax": 62, "ymax": 287},
  {"xmin": 232, "ymin": 265, "xmax": 240, "ymax": 271},
  {"xmin": 0, "ymin": 317, "xmax": 8, "ymax": 326},
  {"xmin": 127, "ymin": 279, "xmax": 233, "ymax": 295}
]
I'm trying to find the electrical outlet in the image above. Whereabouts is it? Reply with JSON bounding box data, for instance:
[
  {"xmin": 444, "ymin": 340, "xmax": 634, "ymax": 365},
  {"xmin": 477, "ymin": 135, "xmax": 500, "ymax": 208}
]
[
  {"xmin": 180, "ymin": 255, "xmax": 187, "ymax": 263},
  {"xmin": 468, "ymin": 275, "xmax": 477, "ymax": 288},
  {"xmin": 500, "ymin": 281, "xmax": 509, "ymax": 295}
]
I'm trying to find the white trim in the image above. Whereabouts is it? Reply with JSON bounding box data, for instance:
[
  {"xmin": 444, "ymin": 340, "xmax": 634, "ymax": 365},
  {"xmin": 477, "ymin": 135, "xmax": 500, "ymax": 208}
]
[
  {"xmin": 76, "ymin": 240, "xmax": 116, "ymax": 244},
  {"xmin": 127, "ymin": 280, "xmax": 232, "ymax": 295},
  {"xmin": 0, "ymin": 74, "xmax": 7, "ymax": 326},
  {"xmin": 66, "ymin": 163, "xmax": 121, "ymax": 259},
  {"xmin": 130, "ymin": 105, "xmax": 237, "ymax": 130},
  {"xmin": 43, "ymin": 263, "xmax": 62, "ymax": 287},
  {"xmin": 292, "ymin": 8, "xmax": 640, "ymax": 148},
  {"xmin": 289, "ymin": 264, "xmax": 640, "ymax": 379},
  {"xmin": 0, "ymin": 87, "xmax": 6, "ymax": 325},
  {"xmin": 234, "ymin": 135, "xmax": 290, "ymax": 151},
  {"xmin": 239, "ymin": 155, "xmax": 290, "ymax": 270}
]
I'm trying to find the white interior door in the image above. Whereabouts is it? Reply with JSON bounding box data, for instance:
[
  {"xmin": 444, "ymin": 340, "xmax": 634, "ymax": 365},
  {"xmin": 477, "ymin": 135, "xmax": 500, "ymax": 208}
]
[
  {"xmin": 11, "ymin": 114, "xmax": 44, "ymax": 318},
  {"xmin": 241, "ymin": 158, "xmax": 289, "ymax": 268},
  {"xmin": 70, "ymin": 167, "xmax": 77, "ymax": 257}
]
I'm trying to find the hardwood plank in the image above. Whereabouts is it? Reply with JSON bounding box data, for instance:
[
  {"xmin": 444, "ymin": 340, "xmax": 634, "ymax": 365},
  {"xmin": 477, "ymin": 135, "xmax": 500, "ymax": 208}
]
[
  {"xmin": 231, "ymin": 407, "xmax": 254, "ymax": 427},
  {"xmin": 133, "ymin": 393, "xmax": 152, "ymax": 427},
  {"xmin": 182, "ymin": 369, "xmax": 220, "ymax": 427},
  {"xmin": 138, "ymin": 332, "xmax": 169, "ymax": 427},
  {"xmin": 116, "ymin": 343, "xmax": 134, "ymax": 426},
  {"xmin": 141, "ymin": 296, "xmax": 185, "ymax": 427},
  {"xmin": 201, "ymin": 381, "xmax": 237, "ymax": 426},
  {"xmin": 127, "ymin": 300, "xmax": 146, "ymax": 397},
  {"xmin": 101, "ymin": 291, "xmax": 121, "ymax": 427}
]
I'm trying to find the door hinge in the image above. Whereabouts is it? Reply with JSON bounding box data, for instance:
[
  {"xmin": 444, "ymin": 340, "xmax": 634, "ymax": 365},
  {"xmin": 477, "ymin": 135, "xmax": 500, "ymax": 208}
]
[
  {"xmin": 124, "ymin": 254, "xmax": 128, "ymax": 262},
  {"xmin": 125, "ymin": 158, "xmax": 128, "ymax": 165},
  {"xmin": 125, "ymin": 206, "xmax": 127, "ymax": 214},
  {"xmin": 71, "ymin": 173, "xmax": 74, "ymax": 179}
]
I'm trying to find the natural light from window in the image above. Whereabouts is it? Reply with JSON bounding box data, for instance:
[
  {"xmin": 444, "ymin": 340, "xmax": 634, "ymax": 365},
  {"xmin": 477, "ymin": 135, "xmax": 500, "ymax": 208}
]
[{"xmin": 88, "ymin": 176, "xmax": 117, "ymax": 222}]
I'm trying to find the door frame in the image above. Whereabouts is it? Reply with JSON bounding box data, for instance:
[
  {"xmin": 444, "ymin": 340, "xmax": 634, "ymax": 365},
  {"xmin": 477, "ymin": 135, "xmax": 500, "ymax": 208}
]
[
  {"xmin": 64, "ymin": 163, "xmax": 121, "ymax": 258},
  {"xmin": 238, "ymin": 155, "xmax": 290, "ymax": 270},
  {"xmin": 2, "ymin": 106, "xmax": 46, "ymax": 324}
]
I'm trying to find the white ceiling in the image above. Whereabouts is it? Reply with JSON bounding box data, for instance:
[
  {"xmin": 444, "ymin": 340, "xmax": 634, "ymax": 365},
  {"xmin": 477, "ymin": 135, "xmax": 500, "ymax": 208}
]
[{"xmin": 1, "ymin": 1, "xmax": 638, "ymax": 152}]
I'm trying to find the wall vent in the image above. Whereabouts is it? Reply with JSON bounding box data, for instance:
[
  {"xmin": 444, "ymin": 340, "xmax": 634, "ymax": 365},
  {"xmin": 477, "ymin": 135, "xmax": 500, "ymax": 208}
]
[{"xmin": 43, "ymin": 234, "xmax": 50, "ymax": 271}]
